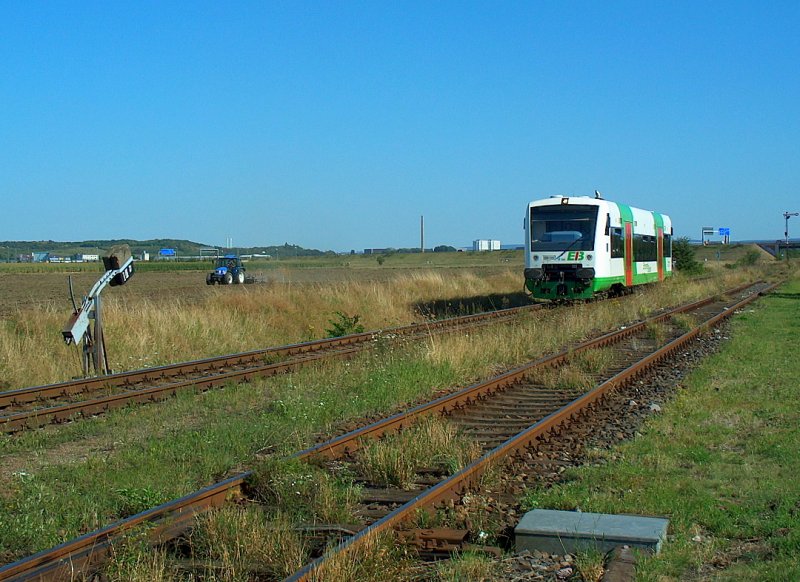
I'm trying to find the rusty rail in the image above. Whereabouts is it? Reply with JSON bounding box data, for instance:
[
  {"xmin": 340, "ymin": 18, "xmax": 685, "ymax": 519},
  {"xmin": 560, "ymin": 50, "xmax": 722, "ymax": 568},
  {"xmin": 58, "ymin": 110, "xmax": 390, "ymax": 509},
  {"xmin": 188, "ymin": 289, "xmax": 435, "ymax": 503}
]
[
  {"xmin": 295, "ymin": 280, "xmax": 760, "ymax": 461},
  {"xmin": 0, "ymin": 474, "xmax": 246, "ymax": 582},
  {"xmin": 0, "ymin": 304, "xmax": 539, "ymax": 433}
]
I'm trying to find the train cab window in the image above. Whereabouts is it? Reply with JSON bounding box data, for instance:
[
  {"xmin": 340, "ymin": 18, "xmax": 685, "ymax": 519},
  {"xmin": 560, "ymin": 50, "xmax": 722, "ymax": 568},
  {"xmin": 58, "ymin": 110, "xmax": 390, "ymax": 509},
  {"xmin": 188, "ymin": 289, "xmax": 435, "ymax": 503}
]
[
  {"xmin": 610, "ymin": 227, "xmax": 624, "ymax": 258},
  {"xmin": 530, "ymin": 205, "xmax": 598, "ymax": 251},
  {"xmin": 663, "ymin": 234, "xmax": 672, "ymax": 257}
]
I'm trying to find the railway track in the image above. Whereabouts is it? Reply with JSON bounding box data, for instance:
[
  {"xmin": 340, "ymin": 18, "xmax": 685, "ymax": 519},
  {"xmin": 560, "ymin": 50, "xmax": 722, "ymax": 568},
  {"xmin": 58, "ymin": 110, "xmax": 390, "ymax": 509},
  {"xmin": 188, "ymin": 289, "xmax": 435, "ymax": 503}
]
[
  {"xmin": 0, "ymin": 304, "xmax": 539, "ymax": 433},
  {"xmin": 0, "ymin": 279, "xmax": 775, "ymax": 582},
  {"xmin": 286, "ymin": 281, "xmax": 775, "ymax": 580}
]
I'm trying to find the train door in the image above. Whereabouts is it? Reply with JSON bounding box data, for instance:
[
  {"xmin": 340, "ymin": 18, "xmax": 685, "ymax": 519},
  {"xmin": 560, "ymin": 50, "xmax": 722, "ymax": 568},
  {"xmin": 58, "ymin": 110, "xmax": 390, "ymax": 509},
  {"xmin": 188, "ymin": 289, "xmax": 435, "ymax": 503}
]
[
  {"xmin": 656, "ymin": 227, "xmax": 664, "ymax": 281},
  {"xmin": 624, "ymin": 222, "xmax": 633, "ymax": 286}
]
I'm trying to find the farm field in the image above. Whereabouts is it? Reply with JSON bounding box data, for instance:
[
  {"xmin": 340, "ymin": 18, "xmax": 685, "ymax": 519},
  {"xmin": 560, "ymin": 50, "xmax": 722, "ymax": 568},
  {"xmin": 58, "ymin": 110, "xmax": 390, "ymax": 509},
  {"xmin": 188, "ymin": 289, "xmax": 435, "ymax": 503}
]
[{"xmin": 0, "ymin": 251, "xmax": 523, "ymax": 316}]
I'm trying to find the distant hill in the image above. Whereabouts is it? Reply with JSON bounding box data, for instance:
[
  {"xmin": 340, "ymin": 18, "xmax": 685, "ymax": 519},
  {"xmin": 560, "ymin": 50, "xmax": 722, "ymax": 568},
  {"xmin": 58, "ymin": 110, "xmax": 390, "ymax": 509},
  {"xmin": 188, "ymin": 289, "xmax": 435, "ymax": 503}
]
[{"xmin": 0, "ymin": 240, "xmax": 332, "ymax": 261}]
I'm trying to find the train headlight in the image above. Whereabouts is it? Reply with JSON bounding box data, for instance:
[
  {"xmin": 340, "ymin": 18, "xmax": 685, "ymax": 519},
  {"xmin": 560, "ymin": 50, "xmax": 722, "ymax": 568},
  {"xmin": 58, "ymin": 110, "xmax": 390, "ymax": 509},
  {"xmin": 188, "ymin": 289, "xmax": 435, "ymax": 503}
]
[
  {"xmin": 586, "ymin": 254, "xmax": 593, "ymax": 261},
  {"xmin": 533, "ymin": 255, "xmax": 539, "ymax": 261},
  {"xmin": 576, "ymin": 268, "xmax": 595, "ymax": 280}
]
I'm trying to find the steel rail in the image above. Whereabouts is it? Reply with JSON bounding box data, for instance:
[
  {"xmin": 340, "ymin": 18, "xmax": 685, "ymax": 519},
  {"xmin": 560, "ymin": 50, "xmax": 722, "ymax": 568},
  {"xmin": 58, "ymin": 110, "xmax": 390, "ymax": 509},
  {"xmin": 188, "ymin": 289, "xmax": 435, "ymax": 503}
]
[
  {"xmin": 294, "ymin": 280, "xmax": 760, "ymax": 461},
  {"xmin": 0, "ymin": 304, "xmax": 538, "ymax": 409},
  {"xmin": 0, "ymin": 474, "xmax": 247, "ymax": 582},
  {"xmin": 0, "ymin": 347, "xmax": 365, "ymax": 432},
  {"xmin": 0, "ymin": 305, "xmax": 539, "ymax": 432},
  {"xmin": 0, "ymin": 281, "xmax": 771, "ymax": 582},
  {"xmin": 286, "ymin": 281, "xmax": 777, "ymax": 581}
]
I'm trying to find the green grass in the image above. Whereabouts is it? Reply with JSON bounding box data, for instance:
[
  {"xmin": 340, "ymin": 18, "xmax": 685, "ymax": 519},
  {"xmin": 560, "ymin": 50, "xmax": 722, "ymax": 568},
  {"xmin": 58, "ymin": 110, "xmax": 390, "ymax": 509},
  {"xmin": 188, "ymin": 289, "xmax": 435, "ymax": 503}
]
[
  {"xmin": 692, "ymin": 243, "xmax": 773, "ymax": 265},
  {"xmin": 248, "ymin": 457, "xmax": 361, "ymax": 523},
  {"xmin": 521, "ymin": 278, "xmax": 800, "ymax": 580},
  {"xmin": 0, "ymin": 344, "xmax": 461, "ymax": 562}
]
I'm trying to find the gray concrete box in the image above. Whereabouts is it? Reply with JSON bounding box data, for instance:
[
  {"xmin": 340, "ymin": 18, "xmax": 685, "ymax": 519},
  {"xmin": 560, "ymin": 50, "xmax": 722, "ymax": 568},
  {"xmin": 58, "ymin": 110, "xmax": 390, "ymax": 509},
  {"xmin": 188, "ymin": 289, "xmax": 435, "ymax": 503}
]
[{"xmin": 515, "ymin": 509, "xmax": 669, "ymax": 555}]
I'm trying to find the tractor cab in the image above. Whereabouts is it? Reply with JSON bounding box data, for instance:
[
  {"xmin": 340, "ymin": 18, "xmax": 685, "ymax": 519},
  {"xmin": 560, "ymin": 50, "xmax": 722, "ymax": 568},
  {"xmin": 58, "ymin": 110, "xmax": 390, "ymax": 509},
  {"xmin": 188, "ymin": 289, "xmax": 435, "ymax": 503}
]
[
  {"xmin": 215, "ymin": 255, "xmax": 242, "ymax": 273},
  {"xmin": 207, "ymin": 254, "xmax": 247, "ymax": 285}
]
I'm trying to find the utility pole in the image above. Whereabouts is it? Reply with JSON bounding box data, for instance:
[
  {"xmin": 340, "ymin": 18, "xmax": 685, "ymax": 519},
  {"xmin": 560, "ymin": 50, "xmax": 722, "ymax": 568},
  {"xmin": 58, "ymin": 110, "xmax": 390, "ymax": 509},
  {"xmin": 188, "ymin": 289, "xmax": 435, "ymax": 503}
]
[{"xmin": 420, "ymin": 215, "xmax": 424, "ymax": 253}]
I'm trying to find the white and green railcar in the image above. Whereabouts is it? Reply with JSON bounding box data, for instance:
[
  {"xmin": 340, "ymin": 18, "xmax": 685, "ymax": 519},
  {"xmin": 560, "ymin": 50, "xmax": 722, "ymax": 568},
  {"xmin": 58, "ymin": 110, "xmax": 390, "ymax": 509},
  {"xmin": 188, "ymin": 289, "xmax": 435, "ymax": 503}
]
[{"xmin": 524, "ymin": 195, "xmax": 673, "ymax": 300}]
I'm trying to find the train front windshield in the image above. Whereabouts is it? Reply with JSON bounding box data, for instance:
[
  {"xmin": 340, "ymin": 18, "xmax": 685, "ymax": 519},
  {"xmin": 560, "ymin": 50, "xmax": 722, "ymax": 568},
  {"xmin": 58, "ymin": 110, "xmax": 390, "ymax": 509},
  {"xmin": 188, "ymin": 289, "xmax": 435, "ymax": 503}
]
[{"xmin": 530, "ymin": 205, "xmax": 598, "ymax": 251}]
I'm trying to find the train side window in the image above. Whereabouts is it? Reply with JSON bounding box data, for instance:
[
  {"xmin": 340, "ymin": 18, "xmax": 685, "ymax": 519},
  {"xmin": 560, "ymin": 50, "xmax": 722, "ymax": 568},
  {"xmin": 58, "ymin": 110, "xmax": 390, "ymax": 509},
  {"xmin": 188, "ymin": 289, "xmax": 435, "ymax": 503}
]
[
  {"xmin": 633, "ymin": 234, "xmax": 658, "ymax": 261},
  {"xmin": 610, "ymin": 227, "xmax": 624, "ymax": 258},
  {"xmin": 664, "ymin": 234, "xmax": 672, "ymax": 257},
  {"xmin": 645, "ymin": 236, "xmax": 657, "ymax": 261}
]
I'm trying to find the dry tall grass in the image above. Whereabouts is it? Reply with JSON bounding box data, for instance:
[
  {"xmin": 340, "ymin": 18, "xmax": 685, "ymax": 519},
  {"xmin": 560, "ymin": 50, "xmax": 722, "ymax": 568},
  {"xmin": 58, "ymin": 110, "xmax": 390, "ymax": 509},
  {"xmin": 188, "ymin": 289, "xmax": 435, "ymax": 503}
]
[
  {"xmin": 103, "ymin": 533, "xmax": 173, "ymax": 582},
  {"xmin": 310, "ymin": 531, "xmax": 414, "ymax": 582},
  {"xmin": 190, "ymin": 507, "xmax": 307, "ymax": 581},
  {"xmin": 0, "ymin": 266, "xmax": 769, "ymax": 391},
  {"xmin": 420, "ymin": 268, "xmax": 767, "ymax": 382},
  {"xmin": 357, "ymin": 417, "xmax": 482, "ymax": 488},
  {"xmin": 0, "ymin": 268, "xmax": 520, "ymax": 388}
]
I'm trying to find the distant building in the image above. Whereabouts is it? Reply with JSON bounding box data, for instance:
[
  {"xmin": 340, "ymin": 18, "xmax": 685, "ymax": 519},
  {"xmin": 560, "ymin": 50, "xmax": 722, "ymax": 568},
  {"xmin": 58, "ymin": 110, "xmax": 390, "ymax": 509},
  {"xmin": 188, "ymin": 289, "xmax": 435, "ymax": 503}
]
[
  {"xmin": 32, "ymin": 252, "xmax": 50, "ymax": 263},
  {"xmin": 71, "ymin": 253, "xmax": 99, "ymax": 262},
  {"xmin": 363, "ymin": 248, "xmax": 390, "ymax": 255},
  {"xmin": 17, "ymin": 254, "xmax": 33, "ymax": 263},
  {"xmin": 473, "ymin": 239, "xmax": 501, "ymax": 251},
  {"xmin": 140, "ymin": 251, "xmax": 150, "ymax": 261}
]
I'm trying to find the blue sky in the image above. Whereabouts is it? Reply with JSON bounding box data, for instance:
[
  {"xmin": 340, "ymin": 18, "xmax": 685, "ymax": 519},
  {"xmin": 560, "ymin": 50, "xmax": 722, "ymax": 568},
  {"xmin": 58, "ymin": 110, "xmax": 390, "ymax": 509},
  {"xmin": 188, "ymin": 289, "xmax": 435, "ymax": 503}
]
[{"xmin": 1, "ymin": 2, "xmax": 798, "ymax": 251}]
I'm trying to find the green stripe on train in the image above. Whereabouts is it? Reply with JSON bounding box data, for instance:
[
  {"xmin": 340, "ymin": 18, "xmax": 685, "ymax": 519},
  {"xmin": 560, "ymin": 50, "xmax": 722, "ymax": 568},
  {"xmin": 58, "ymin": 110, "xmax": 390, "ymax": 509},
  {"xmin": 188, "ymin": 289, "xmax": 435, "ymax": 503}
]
[
  {"xmin": 653, "ymin": 211, "xmax": 664, "ymax": 232},
  {"xmin": 617, "ymin": 202, "xmax": 634, "ymax": 224}
]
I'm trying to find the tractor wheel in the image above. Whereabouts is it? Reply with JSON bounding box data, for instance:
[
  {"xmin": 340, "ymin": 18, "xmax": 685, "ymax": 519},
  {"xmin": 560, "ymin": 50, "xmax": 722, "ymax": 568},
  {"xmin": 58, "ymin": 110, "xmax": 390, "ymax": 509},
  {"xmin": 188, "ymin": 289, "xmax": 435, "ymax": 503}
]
[
  {"xmin": 223, "ymin": 272, "xmax": 233, "ymax": 285},
  {"xmin": 236, "ymin": 271, "xmax": 245, "ymax": 284},
  {"xmin": 206, "ymin": 274, "xmax": 214, "ymax": 285}
]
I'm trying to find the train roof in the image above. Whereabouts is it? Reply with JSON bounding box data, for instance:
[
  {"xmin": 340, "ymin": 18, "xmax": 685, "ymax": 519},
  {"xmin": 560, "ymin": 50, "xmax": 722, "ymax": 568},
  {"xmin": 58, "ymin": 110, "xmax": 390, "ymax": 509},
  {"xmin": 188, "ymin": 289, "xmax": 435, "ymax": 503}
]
[
  {"xmin": 528, "ymin": 195, "xmax": 670, "ymax": 219},
  {"xmin": 529, "ymin": 195, "xmax": 612, "ymax": 207}
]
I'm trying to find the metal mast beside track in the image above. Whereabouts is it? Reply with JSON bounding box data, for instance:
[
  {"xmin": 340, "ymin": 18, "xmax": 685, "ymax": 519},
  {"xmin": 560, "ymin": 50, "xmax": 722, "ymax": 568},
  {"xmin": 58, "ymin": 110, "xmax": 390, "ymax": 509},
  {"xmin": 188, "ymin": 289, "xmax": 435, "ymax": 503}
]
[
  {"xmin": 784, "ymin": 211, "xmax": 798, "ymax": 245},
  {"xmin": 61, "ymin": 245, "xmax": 135, "ymax": 377}
]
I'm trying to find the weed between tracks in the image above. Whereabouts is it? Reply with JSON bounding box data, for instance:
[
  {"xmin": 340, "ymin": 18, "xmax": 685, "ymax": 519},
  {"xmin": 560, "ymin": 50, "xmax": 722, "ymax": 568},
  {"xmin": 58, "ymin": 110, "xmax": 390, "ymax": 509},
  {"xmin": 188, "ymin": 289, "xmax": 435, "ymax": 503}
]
[
  {"xmin": 248, "ymin": 458, "xmax": 361, "ymax": 524},
  {"xmin": 310, "ymin": 530, "xmax": 414, "ymax": 582},
  {"xmin": 0, "ymin": 266, "xmax": 777, "ymax": 575},
  {"xmin": 538, "ymin": 347, "xmax": 616, "ymax": 392},
  {"xmin": 189, "ymin": 508, "xmax": 307, "ymax": 580},
  {"xmin": 671, "ymin": 312, "xmax": 698, "ymax": 333},
  {"xmin": 356, "ymin": 416, "xmax": 482, "ymax": 488},
  {"xmin": 104, "ymin": 531, "xmax": 172, "ymax": 582}
]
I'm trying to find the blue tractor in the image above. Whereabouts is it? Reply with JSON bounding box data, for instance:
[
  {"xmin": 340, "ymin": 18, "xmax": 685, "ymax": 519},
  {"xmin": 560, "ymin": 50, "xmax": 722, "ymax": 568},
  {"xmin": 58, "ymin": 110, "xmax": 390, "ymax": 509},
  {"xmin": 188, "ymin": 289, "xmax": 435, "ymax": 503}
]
[{"xmin": 206, "ymin": 254, "xmax": 247, "ymax": 285}]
